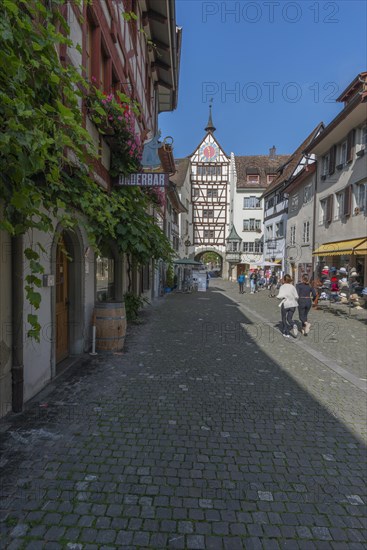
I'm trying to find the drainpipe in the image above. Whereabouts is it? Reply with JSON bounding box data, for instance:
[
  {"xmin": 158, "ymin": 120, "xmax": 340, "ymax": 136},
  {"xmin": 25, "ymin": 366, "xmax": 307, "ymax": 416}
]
[
  {"xmin": 311, "ymin": 161, "xmax": 318, "ymax": 278},
  {"xmin": 11, "ymin": 234, "xmax": 24, "ymax": 412}
]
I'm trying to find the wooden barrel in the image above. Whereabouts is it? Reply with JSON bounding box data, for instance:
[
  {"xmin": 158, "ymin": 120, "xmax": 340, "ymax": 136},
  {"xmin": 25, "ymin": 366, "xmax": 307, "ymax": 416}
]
[{"xmin": 95, "ymin": 302, "xmax": 126, "ymax": 352}]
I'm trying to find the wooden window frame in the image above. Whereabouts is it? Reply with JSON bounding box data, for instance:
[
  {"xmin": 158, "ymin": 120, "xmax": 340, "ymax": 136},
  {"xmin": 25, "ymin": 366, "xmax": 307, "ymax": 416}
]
[
  {"xmin": 322, "ymin": 154, "xmax": 329, "ymax": 176},
  {"xmin": 302, "ymin": 221, "xmax": 310, "ymax": 243},
  {"xmin": 343, "ymin": 185, "xmax": 352, "ymax": 217},
  {"xmin": 325, "ymin": 194, "xmax": 333, "ymax": 224},
  {"xmin": 290, "ymin": 225, "xmax": 296, "ymax": 246},
  {"xmin": 329, "ymin": 145, "xmax": 336, "ymax": 175},
  {"xmin": 346, "ymin": 129, "xmax": 356, "ymax": 163}
]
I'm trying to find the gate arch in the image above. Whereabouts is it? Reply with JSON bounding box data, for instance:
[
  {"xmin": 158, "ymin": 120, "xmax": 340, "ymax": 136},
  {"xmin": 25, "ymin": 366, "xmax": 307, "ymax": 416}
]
[{"xmin": 194, "ymin": 248, "xmax": 223, "ymax": 276}]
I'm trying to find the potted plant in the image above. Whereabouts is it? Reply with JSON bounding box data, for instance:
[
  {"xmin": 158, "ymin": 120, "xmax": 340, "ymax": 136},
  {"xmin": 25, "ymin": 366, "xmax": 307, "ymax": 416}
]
[{"xmin": 165, "ymin": 264, "xmax": 174, "ymax": 292}]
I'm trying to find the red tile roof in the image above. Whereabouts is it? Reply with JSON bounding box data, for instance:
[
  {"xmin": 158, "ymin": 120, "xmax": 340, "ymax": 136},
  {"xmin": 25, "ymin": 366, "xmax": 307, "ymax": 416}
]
[
  {"xmin": 263, "ymin": 122, "xmax": 324, "ymax": 197},
  {"xmin": 170, "ymin": 157, "xmax": 190, "ymax": 187},
  {"xmin": 235, "ymin": 155, "xmax": 289, "ymax": 189}
]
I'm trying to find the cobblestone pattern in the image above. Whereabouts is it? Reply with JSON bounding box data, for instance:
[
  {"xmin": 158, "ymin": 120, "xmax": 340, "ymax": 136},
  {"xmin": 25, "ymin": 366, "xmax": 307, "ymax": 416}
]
[
  {"xmin": 216, "ymin": 281, "xmax": 367, "ymax": 441},
  {"xmin": 228, "ymin": 281, "xmax": 367, "ymax": 381},
  {"xmin": 0, "ymin": 285, "xmax": 366, "ymax": 549}
]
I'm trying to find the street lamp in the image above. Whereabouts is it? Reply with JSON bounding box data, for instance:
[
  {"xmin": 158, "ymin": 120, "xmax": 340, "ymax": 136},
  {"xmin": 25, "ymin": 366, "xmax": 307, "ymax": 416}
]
[{"xmin": 184, "ymin": 238, "xmax": 191, "ymax": 256}]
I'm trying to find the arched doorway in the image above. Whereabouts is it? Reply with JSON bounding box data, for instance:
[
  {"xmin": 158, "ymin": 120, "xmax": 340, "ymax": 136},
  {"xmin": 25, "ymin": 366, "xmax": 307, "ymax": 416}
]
[
  {"xmin": 53, "ymin": 228, "xmax": 84, "ymax": 370},
  {"xmin": 55, "ymin": 234, "xmax": 69, "ymax": 363}
]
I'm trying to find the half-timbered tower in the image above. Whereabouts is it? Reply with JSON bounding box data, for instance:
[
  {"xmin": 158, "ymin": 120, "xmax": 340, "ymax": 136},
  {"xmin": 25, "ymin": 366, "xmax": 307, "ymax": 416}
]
[{"xmin": 189, "ymin": 107, "xmax": 230, "ymax": 270}]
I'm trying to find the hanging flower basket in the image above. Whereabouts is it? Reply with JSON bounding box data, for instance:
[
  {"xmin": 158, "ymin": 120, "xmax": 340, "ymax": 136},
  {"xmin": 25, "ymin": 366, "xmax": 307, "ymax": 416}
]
[
  {"xmin": 142, "ymin": 186, "xmax": 166, "ymax": 208},
  {"xmin": 85, "ymin": 86, "xmax": 142, "ymax": 175},
  {"xmin": 101, "ymin": 124, "xmax": 115, "ymax": 137}
]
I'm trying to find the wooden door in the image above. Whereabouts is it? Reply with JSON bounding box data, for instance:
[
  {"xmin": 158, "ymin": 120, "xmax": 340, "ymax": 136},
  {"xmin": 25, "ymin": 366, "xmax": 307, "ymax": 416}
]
[{"xmin": 56, "ymin": 236, "xmax": 69, "ymax": 363}]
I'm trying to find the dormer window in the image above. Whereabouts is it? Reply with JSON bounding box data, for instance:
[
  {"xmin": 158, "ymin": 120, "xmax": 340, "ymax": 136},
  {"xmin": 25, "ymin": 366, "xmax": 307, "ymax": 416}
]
[
  {"xmin": 267, "ymin": 175, "xmax": 276, "ymax": 183},
  {"xmin": 247, "ymin": 174, "xmax": 260, "ymax": 184}
]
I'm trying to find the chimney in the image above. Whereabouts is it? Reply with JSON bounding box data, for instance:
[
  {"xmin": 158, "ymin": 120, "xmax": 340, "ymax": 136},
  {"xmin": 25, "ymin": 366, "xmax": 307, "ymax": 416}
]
[{"xmin": 269, "ymin": 145, "xmax": 276, "ymax": 160}]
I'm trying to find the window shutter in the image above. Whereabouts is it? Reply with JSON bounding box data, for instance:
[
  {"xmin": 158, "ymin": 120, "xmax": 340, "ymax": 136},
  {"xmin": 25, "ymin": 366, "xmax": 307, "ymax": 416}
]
[
  {"xmin": 343, "ymin": 185, "xmax": 352, "ymax": 216},
  {"xmin": 346, "ymin": 129, "xmax": 356, "ymax": 162},
  {"xmin": 326, "ymin": 195, "xmax": 333, "ymax": 223},
  {"xmin": 329, "ymin": 145, "xmax": 336, "ymax": 175}
]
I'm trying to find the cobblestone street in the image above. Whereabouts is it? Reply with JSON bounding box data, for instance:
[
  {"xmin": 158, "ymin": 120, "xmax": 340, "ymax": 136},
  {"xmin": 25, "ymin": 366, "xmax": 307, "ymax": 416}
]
[{"xmin": 1, "ymin": 281, "xmax": 366, "ymax": 549}]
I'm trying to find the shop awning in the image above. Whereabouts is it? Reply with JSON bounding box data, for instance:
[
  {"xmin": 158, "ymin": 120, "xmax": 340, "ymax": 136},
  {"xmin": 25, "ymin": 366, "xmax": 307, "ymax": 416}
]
[
  {"xmin": 312, "ymin": 237, "xmax": 367, "ymax": 256},
  {"xmin": 354, "ymin": 240, "xmax": 367, "ymax": 254},
  {"xmin": 264, "ymin": 259, "xmax": 282, "ymax": 264},
  {"xmin": 255, "ymin": 261, "xmax": 281, "ymax": 267}
]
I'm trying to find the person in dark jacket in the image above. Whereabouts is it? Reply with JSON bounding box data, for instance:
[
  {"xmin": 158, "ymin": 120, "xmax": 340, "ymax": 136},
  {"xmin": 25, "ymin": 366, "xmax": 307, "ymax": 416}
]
[
  {"xmin": 250, "ymin": 270, "xmax": 258, "ymax": 294},
  {"xmin": 268, "ymin": 272, "xmax": 278, "ymax": 297},
  {"xmin": 296, "ymin": 274, "xmax": 317, "ymax": 335}
]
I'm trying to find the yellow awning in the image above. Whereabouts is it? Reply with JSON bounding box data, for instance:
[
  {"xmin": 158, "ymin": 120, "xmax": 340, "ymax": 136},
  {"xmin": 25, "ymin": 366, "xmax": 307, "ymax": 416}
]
[
  {"xmin": 312, "ymin": 238, "xmax": 367, "ymax": 256},
  {"xmin": 264, "ymin": 259, "xmax": 282, "ymax": 264},
  {"xmin": 354, "ymin": 239, "xmax": 367, "ymax": 255}
]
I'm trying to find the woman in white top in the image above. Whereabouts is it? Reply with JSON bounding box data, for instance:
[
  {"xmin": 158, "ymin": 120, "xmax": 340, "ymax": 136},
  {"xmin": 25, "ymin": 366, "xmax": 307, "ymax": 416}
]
[{"xmin": 277, "ymin": 274, "xmax": 299, "ymax": 338}]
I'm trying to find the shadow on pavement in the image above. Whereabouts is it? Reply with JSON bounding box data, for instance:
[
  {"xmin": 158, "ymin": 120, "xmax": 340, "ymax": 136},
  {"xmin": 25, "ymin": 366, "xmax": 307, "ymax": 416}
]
[{"xmin": 0, "ymin": 287, "xmax": 366, "ymax": 547}]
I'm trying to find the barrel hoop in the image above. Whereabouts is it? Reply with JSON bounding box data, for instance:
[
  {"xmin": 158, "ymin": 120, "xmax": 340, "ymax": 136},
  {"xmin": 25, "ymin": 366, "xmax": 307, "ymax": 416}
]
[
  {"xmin": 96, "ymin": 336, "xmax": 125, "ymax": 341},
  {"xmin": 94, "ymin": 302, "xmax": 124, "ymax": 308},
  {"xmin": 95, "ymin": 315, "xmax": 125, "ymax": 321}
]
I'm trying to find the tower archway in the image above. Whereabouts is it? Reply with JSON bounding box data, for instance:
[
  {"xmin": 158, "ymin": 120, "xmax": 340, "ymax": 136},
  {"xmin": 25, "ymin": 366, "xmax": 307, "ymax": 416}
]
[{"xmin": 194, "ymin": 249, "xmax": 223, "ymax": 277}]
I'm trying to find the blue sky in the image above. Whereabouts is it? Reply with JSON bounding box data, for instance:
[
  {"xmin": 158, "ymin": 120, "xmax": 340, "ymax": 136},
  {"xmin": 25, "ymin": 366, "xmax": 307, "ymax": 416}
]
[{"xmin": 159, "ymin": 0, "xmax": 367, "ymax": 158}]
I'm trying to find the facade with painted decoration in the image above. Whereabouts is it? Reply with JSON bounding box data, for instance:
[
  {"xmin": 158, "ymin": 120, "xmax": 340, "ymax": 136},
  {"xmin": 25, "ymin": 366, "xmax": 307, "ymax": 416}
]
[
  {"xmin": 172, "ymin": 112, "xmax": 289, "ymax": 280},
  {"xmin": 185, "ymin": 107, "xmax": 231, "ymax": 276}
]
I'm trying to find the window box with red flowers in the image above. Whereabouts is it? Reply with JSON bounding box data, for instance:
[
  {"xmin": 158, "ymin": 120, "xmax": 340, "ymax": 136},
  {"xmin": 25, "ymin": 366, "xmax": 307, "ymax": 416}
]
[{"xmin": 86, "ymin": 86, "xmax": 142, "ymax": 176}]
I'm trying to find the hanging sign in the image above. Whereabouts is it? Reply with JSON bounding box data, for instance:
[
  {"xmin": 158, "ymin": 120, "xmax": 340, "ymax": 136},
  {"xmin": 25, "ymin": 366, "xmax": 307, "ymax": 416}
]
[{"xmin": 117, "ymin": 172, "xmax": 169, "ymax": 187}]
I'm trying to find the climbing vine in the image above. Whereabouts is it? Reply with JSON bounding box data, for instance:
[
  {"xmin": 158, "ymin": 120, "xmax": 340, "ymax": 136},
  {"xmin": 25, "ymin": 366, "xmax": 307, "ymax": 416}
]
[{"xmin": 0, "ymin": 0, "xmax": 173, "ymax": 340}]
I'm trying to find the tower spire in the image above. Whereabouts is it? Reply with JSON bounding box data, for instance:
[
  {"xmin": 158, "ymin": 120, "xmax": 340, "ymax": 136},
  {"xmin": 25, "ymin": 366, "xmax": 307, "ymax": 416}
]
[{"xmin": 205, "ymin": 100, "xmax": 216, "ymax": 133}]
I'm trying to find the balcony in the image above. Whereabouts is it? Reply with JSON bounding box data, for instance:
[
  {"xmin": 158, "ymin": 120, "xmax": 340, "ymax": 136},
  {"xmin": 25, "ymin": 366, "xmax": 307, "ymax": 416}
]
[{"xmin": 226, "ymin": 251, "xmax": 242, "ymax": 263}]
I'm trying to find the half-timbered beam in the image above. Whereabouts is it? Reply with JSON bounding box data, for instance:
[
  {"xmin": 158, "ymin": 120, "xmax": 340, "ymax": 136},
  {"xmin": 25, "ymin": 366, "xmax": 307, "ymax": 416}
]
[
  {"xmin": 143, "ymin": 10, "xmax": 168, "ymax": 24},
  {"xmin": 151, "ymin": 60, "xmax": 171, "ymax": 72},
  {"xmin": 156, "ymin": 79, "xmax": 173, "ymax": 90}
]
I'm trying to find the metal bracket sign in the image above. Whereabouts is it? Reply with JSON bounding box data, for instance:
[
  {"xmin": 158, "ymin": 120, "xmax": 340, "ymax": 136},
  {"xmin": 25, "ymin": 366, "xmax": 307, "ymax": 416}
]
[{"xmin": 117, "ymin": 173, "xmax": 169, "ymax": 187}]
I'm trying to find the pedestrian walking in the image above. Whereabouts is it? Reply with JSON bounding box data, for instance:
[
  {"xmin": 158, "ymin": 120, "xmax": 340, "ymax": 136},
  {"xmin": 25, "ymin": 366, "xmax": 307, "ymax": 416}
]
[
  {"xmin": 296, "ymin": 274, "xmax": 316, "ymax": 335},
  {"xmin": 237, "ymin": 273, "xmax": 245, "ymax": 294},
  {"xmin": 268, "ymin": 271, "xmax": 278, "ymax": 297},
  {"xmin": 250, "ymin": 270, "xmax": 258, "ymax": 294},
  {"xmin": 277, "ymin": 274, "xmax": 299, "ymax": 338},
  {"xmin": 311, "ymin": 276, "xmax": 322, "ymax": 309}
]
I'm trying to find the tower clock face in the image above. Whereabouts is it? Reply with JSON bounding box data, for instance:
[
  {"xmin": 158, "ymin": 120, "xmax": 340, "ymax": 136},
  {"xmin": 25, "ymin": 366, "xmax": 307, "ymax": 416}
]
[{"xmin": 200, "ymin": 143, "xmax": 219, "ymax": 162}]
